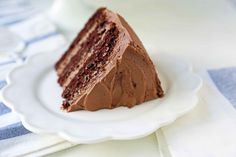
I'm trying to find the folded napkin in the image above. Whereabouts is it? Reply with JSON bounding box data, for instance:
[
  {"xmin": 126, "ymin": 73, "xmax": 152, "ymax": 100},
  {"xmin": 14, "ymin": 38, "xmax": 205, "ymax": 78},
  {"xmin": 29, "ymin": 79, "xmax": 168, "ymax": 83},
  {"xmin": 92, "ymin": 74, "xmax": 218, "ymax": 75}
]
[
  {"xmin": 157, "ymin": 68, "xmax": 236, "ymax": 157},
  {"xmin": 0, "ymin": 1, "xmax": 78, "ymax": 156}
]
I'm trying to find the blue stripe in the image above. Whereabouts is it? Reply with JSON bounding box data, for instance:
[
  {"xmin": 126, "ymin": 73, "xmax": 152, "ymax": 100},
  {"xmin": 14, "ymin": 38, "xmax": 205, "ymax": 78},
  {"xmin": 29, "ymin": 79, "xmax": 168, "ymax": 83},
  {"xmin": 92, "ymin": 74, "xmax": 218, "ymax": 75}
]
[
  {"xmin": 0, "ymin": 122, "xmax": 31, "ymax": 140},
  {"xmin": 208, "ymin": 67, "xmax": 236, "ymax": 109},
  {"xmin": 0, "ymin": 1, "xmax": 37, "ymax": 26},
  {"xmin": 1, "ymin": 13, "xmax": 37, "ymax": 26},
  {"xmin": 0, "ymin": 60, "xmax": 15, "ymax": 66},
  {"xmin": 0, "ymin": 31, "xmax": 58, "ymax": 66},
  {"xmin": 0, "ymin": 80, "xmax": 7, "ymax": 89},
  {"xmin": 2, "ymin": 17, "xmax": 27, "ymax": 26},
  {"xmin": 0, "ymin": 8, "xmax": 35, "ymax": 18},
  {"xmin": 25, "ymin": 31, "xmax": 59, "ymax": 45},
  {"xmin": 229, "ymin": 0, "xmax": 236, "ymax": 9},
  {"xmin": 0, "ymin": 102, "xmax": 11, "ymax": 115},
  {"xmin": 0, "ymin": 80, "xmax": 10, "ymax": 115}
]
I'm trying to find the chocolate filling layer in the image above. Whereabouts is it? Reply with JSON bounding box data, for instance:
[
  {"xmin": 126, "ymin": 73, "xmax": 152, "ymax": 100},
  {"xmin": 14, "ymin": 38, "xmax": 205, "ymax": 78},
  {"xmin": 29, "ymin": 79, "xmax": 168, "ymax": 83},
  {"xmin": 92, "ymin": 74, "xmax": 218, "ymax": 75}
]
[
  {"xmin": 58, "ymin": 21, "xmax": 107, "ymax": 86},
  {"xmin": 62, "ymin": 24, "xmax": 119, "ymax": 105},
  {"xmin": 55, "ymin": 8, "xmax": 106, "ymax": 73}
]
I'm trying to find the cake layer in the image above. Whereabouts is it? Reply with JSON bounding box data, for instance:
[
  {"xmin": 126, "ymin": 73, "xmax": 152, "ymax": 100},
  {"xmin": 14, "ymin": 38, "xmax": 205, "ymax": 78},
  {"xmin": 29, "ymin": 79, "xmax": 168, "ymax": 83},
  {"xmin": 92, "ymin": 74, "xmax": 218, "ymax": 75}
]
[
  {"xmin": 55, "ymin": 8, "xmax": 164, "ymax": 112},
  {"xmin": 62, "ymin": 23, "xmax": 119, "ymax": 101},
  {"xmin": 55, "ymin": 8, "xmax": 106, "ymax": 78},
  {"xmin": 58, "ymin": 21, "xmax": 107, "ymax": 86}
]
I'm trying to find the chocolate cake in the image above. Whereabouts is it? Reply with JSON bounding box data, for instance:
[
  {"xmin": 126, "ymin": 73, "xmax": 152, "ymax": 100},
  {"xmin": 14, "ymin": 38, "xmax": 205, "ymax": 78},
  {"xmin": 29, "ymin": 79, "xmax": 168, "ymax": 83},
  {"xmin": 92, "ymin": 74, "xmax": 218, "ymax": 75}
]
[{"xmin": 55, "ymin": 8, "xmax": 164, "ymax": 112}]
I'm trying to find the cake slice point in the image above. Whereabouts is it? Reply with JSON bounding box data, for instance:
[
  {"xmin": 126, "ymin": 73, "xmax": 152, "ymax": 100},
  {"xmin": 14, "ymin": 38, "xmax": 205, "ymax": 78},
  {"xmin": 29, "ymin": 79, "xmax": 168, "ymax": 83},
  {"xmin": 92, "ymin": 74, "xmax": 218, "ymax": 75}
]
[{"xmin": 55, "ymin": 8, "xmax": 164, "ymax": 112}]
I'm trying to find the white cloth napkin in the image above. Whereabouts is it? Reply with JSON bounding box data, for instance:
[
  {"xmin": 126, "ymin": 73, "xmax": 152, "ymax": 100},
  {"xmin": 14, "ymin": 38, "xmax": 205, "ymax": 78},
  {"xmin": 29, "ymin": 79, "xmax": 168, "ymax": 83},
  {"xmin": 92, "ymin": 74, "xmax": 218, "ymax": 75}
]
[
  {"xmin": 0, "ymin": 7, "xmax": 78, "ymax": 156},
  {"xmin": 157, "ymin": 70, "xmax": 236, "ymax": 157}
]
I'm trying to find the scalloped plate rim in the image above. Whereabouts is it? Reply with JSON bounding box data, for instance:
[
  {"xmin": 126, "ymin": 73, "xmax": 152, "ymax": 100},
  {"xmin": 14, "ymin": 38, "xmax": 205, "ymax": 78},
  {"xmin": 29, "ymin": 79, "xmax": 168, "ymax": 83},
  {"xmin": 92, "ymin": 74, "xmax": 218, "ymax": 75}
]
[{"xmin": 0, "ymin": 51, "xmax": 202, "ymax": 143}]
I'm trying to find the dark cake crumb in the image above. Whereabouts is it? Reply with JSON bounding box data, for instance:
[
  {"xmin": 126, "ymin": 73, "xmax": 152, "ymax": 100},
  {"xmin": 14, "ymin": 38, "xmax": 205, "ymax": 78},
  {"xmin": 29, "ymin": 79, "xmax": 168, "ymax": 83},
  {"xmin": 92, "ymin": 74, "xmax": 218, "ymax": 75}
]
[
  {"xmin": 62, "ymin": 100, "xmax": 70, "ymax": 109},
  {"xmin": 62, "ymin": 23, "xmax": 119, "ymax": 105}
]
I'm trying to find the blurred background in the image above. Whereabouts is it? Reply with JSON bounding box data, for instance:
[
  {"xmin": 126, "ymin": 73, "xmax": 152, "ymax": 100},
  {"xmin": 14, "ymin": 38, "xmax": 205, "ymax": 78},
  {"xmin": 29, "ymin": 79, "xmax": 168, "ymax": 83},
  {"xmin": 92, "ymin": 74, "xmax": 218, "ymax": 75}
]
[{"xmin": 1, "ymin": 0, "xmax": 236, "ymax": 68}]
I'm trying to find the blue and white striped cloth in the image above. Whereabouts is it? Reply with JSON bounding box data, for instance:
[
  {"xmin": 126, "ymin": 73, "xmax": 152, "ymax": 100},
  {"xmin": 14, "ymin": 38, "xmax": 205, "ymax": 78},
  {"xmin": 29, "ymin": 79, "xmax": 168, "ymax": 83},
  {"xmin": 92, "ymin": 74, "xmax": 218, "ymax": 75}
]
[{"xmin": 0, "ymin": 1, "xmax": 77, "ymax": 156}]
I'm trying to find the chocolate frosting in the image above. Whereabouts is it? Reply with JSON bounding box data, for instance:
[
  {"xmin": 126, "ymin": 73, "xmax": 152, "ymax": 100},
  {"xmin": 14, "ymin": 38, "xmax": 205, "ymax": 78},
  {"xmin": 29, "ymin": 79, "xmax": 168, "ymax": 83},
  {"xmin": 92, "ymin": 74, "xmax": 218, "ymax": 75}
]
[{"xmin": 61, "ymin": 8, "xmax": 164, "ymax": 112}]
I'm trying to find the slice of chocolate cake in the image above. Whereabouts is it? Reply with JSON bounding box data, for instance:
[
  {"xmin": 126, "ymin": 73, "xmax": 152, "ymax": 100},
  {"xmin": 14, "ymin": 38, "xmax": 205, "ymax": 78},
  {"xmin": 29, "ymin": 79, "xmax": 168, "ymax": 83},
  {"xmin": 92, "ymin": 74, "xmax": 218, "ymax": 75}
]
[{"xmin": 55, "ymin": 8, "xmax": 164, "ymax": 112}]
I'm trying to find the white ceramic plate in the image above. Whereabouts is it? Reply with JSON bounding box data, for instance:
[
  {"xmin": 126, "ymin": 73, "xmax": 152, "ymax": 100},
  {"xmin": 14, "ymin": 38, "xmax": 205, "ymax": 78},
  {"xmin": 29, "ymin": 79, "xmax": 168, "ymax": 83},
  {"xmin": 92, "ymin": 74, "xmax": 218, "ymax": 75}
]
[{"xmin": 0, "ymin": 50, "xmax": 202, "ymax": 143}]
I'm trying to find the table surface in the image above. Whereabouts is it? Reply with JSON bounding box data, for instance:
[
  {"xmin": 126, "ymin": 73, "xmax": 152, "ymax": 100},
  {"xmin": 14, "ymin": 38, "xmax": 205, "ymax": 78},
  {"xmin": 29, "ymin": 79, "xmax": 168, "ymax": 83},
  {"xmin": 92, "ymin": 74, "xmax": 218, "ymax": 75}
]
[{"xmin": 45, "ymin": 0, "xmax": 236, "ymax": 156}]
